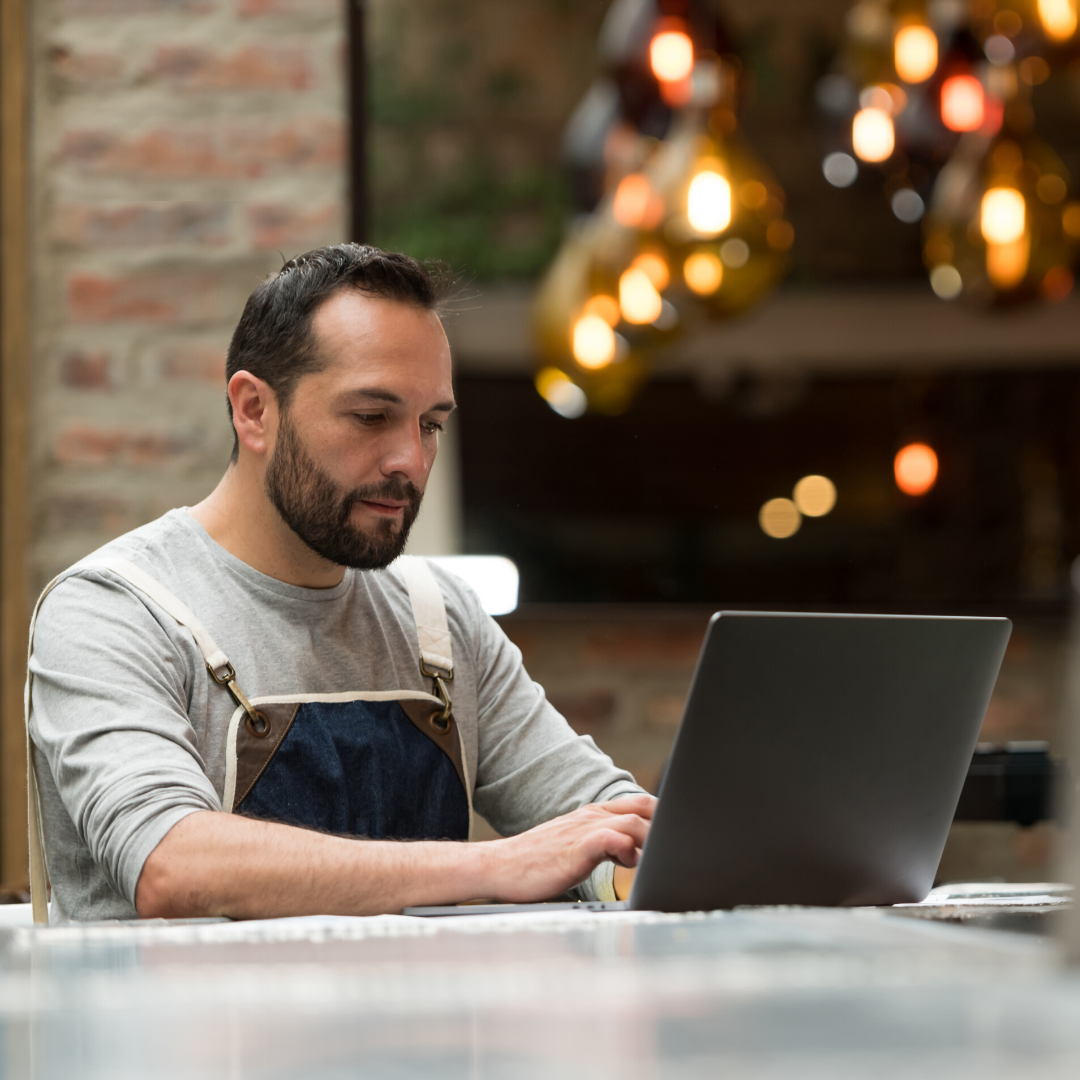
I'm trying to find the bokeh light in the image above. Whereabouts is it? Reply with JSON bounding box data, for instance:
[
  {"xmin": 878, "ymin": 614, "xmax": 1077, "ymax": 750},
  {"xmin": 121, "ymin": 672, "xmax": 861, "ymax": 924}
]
[
  {"xmin": 852, "ymin": 108, "xmax": 895, "ymax": 162},
  {"xmin": 739, "ymin": 180, "xmax": 768, "ymax": 209},
  {"xmin": 630, "ymin": 252, "xmax": 670, "ymax": 291},
  {"xmin": 894, "ymin": 25, "xmax": 938, "ymax": 84},
  {"xmin": 571, "ymin": 314, "xmax": 617, "ymax": 369},
  {"xmin": 759, "ymin": 498, "xmax": 802, "ymax": 539},
  {"xmin": 720, "ymin": 238, "xmax": 750, "ymax": 268},
  {"xmin": 1037, "ymin": 174, "xmax": 1067, "ymax": 205},
  {"xmin": 984, "ymin": 34, "xmax": 1015, "ymax": 65},
  {"xmin": 930, "ymin": 265, "xmax": 963, "ymax": 299},
  {"xmin": 684, "ymin": 252, "xmax": 723, "ymax": 295},
  {"xmin": 1038, "ymin": 0, "xmax": 1078, "ymax": 41},
  {"xmin": 793, "ymin": 475, "xmax": 837, "ymax": 517},
  {"xmin": 613, "ymin": 174, "xmax": 653, "ymax": 228},
  {"xmin": 891, "ymin": 188, "xmax": 925, "ymax": 223},
  {"xmin": 986, "ymin": 236, "xmax": 1030, "ymax": 289},
  {"xmin": 687, "ymin": 170, "xmax": 732, "ymax": 235},
  {"xmin": 940, "ymin": 75, "xmax": 985, "ymax": 132},
  {"xmin": 1063, "ymin": 202, "xmax": 1080, "ymax": 239},
  {"xmin": 650, "ymin": 29, "xmax": 694, "ymax": 83},
  {"xmin": 535, "ymin": 368, "xmax": 587, "ymax": 419},
  {"xmin": 981, "ymin": 187, "xmax": 1025, "ymax": 244},
  {"xmin": 894, "ymin": 443, "xmax": 939, "ymax": 496},
  {"xmin": 582, "ymin": 294, "xmax": 619, "ymax": 326},
  {"xmin": 619, "ymin": 267, "xmax": 663, "ymax": 324},
  {"xmin": 823, "ymin": 152, "xmax": 858, "ymax": 188}
]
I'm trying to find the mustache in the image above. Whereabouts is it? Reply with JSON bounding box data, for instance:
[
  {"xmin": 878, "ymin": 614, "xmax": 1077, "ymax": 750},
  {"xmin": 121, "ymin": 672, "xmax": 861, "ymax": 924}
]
[{"xmin": 338, "ymin": 478, "xmax": 423, "ymax": 522}]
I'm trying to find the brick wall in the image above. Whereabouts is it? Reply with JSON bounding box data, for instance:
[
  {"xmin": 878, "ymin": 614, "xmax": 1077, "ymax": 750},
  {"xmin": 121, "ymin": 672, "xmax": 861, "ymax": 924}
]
[{"xmin": 31, "ymin": 0, "xmax": 345, "ymax": 594}]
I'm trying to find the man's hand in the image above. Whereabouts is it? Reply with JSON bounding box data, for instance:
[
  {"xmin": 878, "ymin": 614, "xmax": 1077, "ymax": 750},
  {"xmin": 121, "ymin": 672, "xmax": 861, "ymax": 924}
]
[
  {"xmin": 483, "ymin": 794, "xmax": 656, "ymax": 903},
  {"xmin": 136, "ymin": 794, "xmax": 656, "ymax": 920}
]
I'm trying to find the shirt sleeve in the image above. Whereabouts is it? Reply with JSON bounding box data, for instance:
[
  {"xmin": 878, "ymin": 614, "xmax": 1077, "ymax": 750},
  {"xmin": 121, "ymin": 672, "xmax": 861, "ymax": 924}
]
[
  {"xmin": 459, "ymin": 585, "xmax": 647, "ymax": 841},
  {"xmin": 28, "ymin": 570, "xmax": 221, "ymax": 905}
]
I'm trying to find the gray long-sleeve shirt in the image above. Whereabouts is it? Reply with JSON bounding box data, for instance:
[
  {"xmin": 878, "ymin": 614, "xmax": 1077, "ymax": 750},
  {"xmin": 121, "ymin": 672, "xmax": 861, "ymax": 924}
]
[{"xmin": 28, "ymin": 509, "xmax": 643, "ymax": 921}]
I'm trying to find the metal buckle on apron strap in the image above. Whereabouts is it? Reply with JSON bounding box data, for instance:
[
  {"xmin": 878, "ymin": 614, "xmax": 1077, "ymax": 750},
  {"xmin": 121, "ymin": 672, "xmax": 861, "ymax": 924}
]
[
  {"xmin": 207, "ymin": 660, "xmax": 271, "ymax": 738},
  {"xmin": 419, "ymin": 657, "xmax": 454, "ymax": 728}
]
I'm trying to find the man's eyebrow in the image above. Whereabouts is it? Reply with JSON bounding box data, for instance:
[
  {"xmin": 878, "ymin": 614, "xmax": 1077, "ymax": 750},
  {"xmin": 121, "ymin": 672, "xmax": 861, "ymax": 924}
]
[{"xmin": 344, "ymin": 388, "xmax": 456, "ymax": 413}]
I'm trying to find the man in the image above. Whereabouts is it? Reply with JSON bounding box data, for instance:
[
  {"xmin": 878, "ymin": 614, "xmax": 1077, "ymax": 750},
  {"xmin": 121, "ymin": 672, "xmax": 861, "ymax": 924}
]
[{"xmin": 27, "ymin": 244, "xmax": 654, "ymax": 921}]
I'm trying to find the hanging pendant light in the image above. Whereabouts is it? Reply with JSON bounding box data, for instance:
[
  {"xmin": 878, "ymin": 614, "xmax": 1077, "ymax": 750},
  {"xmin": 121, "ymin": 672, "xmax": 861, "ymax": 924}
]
[
  {"xmin": 923, "ymin": 133, "xmax": 1077, "ymax": 304},
  {"xmin": 533, "ymin": 0, "xmax": 791, "ymax": 417},
  {"xmin": 828, "ymin": 0, "xmax": 1080, "ymax": 306}
]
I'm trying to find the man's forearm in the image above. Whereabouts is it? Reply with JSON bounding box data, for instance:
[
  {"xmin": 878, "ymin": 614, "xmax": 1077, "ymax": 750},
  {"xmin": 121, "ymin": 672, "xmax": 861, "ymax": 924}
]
[
  {"xmin": 136, "ymin": 796, "xmax": 655, "ymax": 920},
  {"xmin": 135, "ymin": 811, "xmax": 495, "ymax": 919}
]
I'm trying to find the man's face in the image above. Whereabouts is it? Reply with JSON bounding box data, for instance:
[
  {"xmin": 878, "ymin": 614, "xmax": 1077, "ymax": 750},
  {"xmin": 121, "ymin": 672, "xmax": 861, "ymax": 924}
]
[{"xmin": 263, "ymin": 291, "xmax": 454, "ymax": 570}]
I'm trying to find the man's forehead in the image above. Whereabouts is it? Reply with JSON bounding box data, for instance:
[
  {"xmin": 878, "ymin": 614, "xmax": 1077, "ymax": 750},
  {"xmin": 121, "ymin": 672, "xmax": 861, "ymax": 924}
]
[
  {"xmin": 312, "ymin": 289, "xmax": 447, "ymax": 352},
  {"xmin": 308, "ymin": 291, "xmax": 453, "ymax": 400}
]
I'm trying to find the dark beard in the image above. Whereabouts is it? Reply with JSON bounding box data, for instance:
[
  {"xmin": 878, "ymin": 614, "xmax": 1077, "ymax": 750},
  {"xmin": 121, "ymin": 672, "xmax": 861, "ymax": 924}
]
[{"xmin": 264, "ymin": 411, "xmax": 422, "ymax": 570}]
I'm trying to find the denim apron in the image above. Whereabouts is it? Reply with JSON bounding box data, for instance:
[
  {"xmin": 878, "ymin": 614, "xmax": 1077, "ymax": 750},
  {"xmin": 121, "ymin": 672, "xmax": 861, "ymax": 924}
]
[{"xmin": 25, "ymin": 555, "xmax": 471, "ymax": 925}]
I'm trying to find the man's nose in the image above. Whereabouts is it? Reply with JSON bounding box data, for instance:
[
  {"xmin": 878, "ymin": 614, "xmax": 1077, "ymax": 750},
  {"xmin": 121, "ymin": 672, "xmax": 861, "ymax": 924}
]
[{"xmin": 381, "ymin": 423, "xmax": 428, "ymax": 479}]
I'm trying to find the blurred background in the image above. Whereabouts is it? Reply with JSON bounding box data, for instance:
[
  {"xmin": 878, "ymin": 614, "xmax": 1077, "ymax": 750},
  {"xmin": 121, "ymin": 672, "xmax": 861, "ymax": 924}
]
[{"xmin": 1, "ymin": 0, "xmax": 1079, "ymax": 888}]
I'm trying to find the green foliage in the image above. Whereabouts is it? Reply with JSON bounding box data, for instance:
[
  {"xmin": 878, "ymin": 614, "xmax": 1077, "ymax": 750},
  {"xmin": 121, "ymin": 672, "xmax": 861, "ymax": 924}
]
[{"xmin": 371, "ymin": 157, "xmax": 572, "ymax": 280}]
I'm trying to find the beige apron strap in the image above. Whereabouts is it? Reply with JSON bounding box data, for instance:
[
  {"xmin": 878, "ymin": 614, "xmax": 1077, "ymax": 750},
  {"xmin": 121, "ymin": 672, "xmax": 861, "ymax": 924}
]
[
  {"xmin": 397, "ymin": 556, "xmax": 454, "ymax": 676},
  {"xmin": 25, "ymin": 576, "xmax": 63, "ymax": 925},
  {"xmin": 86, "ymin": 558, "xmax": 232, "ymax": 678},
  {"xmin": 396, "ymin": 556, "xmax": 473, "ymax": 820}
]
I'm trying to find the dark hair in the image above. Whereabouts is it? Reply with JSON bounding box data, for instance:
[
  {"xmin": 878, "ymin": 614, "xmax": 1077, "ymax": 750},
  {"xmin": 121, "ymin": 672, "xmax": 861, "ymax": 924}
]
[{"xmin": 224, "ymin": 243, "xmax": 451, "ymax": 462}]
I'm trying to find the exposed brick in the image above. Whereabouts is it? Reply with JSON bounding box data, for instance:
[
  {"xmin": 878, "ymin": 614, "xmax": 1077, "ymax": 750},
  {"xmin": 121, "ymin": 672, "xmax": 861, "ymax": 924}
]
[
  {"xmin": 150, "ymin": 45, "xmax": 313, "ymax": 90},
  {"xmin": 585, "ymin": 628, "xmax": 704, "ymax": 669},
  {"xmin": 54, "ymin": 422, "xmax": 199, "ymax": 467},
  {"xmin": 40, "ymin": 494, "xmax": 132, "ymax": 536},
  {"xmin": 60, "ymin": 0, "xmax": 214, "ymax": 12},
  {"xmin": 59, "ymin": 119, "xmax": 343, "ymax": 180},
  {"xmin": 66, "ymin": 270, "xmax": 222, "ymax": 324},
  {"xmin": 546, "ymin": 690, "xmax": 616, "ymax": 735},
  {"xmin": 155, "ymin": 344, "xmax": 226, "ymax": 383},
  {"xmin": 47, "ymin": 46, "xmax": 124, "ymax": 89},
  {"xmin": 247, "ymin": 201, "xmax": 341, "ymax": 251},
  {"xmin": 59, "ymin": 349, "xmax": 115, "ymax": 389},
  {"xmin": 54, "ymin": 202, "xmax": 230, "ymax": 249},
  {"xmin": 644, "ymin": 694, "xmax": 685, "ymax": 728},
  {"xmin": 240, "ymin": 0, "xmax": 338, "ymax": 15}
]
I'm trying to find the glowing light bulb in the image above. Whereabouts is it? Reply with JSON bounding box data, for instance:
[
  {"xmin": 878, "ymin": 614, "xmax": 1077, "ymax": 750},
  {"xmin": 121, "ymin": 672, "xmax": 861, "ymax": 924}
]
[
  {"xmin": 852, "ymin": 108, "xmax": 894, "ymax": 163},
  {"xmin": 630, "ymin": 252, "xmax": 670, "ymax": 291},
  {"xmin": 894, "ymin": 25, "xmax": 938, "ymax": 84},
  {"xmin": 535, "ymin": 367, "xmax": 587, "ymax": 419},
  {"xmin": 940, "ymin": 75, "xmax": 985, "ymax": 132},
  {"xmin": 613, "ymin": 174, "xmax": 652, "ymax": 228},
  {"xmin": 759, "ymin": 498, "xmax": 802, "ymax": 539},
  {"xmin": 684, "ymin": 252, "xmax": 723, "ymax": 295},
  {"xmin": 793, "ymin": 475, "xmax": 837, "ymax": 517},
  {"xmin": 571, "ymin": 314, "xmax": 617, "ymax": 369},
  {"xmin": 619, "ymin": 267, "xmax": 663, "ymax": 324},
  {"xmin": 986, "ymin": 235, "xmax": 1030, "ymax": 289},
  {"xmin": 1038, "ymin": 0, "xmax": 1077, "ymax": 40},
  {"xmin": 687, "ymin": 170, "xmax": 732, "ymax": 235},
  {"xmin": 981, "ymin": 187, "xmax": 1025, "ymax": 244},
  {"xmin": 650, "ymin": 29, "xmax": 694, "ymax": 83},
  {"xmin": 894, "ymin": 444, "xmax": 938, "ymax": 496}
]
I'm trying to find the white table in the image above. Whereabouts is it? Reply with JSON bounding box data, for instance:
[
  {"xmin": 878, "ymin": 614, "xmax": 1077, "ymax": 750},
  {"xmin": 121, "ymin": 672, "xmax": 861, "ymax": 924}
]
[{"xmin": 0, "ymin": 886, "xmax": 1076, "ymax": 1079}]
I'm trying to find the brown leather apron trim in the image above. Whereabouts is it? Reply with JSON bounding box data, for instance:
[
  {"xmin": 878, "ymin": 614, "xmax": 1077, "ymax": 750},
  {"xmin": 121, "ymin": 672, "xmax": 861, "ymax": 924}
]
[
  {"xmin": 398, "ymin": 698, "xmax": 467, "ymax": 793},
  {"xmin": 233, "ymin": 701, "xmax": 300, "ymax": 810}
]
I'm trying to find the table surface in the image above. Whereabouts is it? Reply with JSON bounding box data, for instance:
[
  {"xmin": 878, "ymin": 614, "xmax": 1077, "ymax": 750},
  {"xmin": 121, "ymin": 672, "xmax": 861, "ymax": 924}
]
[{"xmin": 0, "ymin": 884, "xmax": 1076, "ymax": 1080}]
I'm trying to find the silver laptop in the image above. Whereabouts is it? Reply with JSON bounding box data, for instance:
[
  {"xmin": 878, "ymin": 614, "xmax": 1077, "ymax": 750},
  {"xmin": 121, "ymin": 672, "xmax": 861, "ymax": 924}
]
[{"xmin": 406, "ymin": 611, "xmax": 1011, "ymax": 915}]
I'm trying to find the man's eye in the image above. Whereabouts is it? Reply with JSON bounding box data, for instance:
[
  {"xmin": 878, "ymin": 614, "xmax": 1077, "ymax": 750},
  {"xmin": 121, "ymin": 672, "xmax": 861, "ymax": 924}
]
[
  {"xmin": 422, "ymin": 421, "xmax": 444, "ymax": 435},
  {"xmin": 355, "ymin": 414, "xmax": 385, "ymax": 426}
]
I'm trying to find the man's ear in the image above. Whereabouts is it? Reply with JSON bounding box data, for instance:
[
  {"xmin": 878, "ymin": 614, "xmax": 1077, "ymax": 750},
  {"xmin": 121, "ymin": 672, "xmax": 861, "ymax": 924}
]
[{"xmin": 228, "ymin": 371, "xmax": 277, "ymax": 457}]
